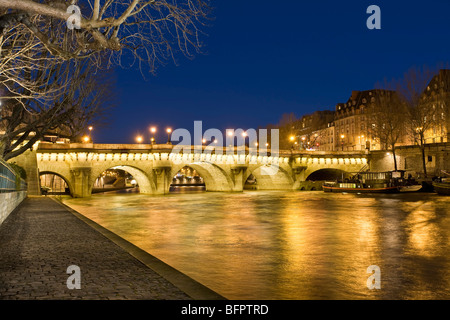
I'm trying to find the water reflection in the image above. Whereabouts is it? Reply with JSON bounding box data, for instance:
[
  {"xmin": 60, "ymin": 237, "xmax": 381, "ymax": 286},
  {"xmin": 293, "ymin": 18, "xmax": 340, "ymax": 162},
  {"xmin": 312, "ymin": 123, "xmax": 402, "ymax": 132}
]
[{"xmin": 62, "ymin": 191, "xmax": 450, "ymax": 300}]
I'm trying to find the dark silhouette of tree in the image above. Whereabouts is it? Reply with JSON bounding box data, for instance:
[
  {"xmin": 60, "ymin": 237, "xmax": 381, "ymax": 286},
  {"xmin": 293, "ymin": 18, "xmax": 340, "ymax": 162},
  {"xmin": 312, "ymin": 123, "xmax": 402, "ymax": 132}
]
[
  {"xmin": 0, "ymin": 58, "xmax": 114, "ymax": 160},
  {"xmin": 368, "ymin": 87, "xmax": 406, "ymax": 171}
]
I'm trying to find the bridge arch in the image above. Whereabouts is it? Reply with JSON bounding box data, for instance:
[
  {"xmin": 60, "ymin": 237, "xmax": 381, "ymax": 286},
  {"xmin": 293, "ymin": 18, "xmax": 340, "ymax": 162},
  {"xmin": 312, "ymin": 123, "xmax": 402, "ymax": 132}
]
[
  {"xmin": 170, "ymin": 162, "xmax": 234, "ymax": 192},
  {"xmin": 306, "ymin": 168, "xmax": 352, "ymax": 181},
  {"xmin": 244, "ymin": 164, "xmax": 294, "ymax": 190},
  {"xmin": 90, "ymin": 164, "xmax": 154, "ymax": 195},
  {"xmin": 39, "ymin": 171, "xmax": 73, "ymax": 195}
]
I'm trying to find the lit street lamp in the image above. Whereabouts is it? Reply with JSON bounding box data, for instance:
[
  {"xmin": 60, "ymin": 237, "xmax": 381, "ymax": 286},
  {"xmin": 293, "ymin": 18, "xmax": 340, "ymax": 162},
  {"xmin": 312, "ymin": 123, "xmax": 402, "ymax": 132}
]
[
  {"xmin": 289, "ymin": 136, "xmax": 296, "ymax": 150},
  {"xmin": 136, "ymin": 136, "xmax": 143, "ymax": 144},
  {"xmin": 341, "ymin": 134, "xmax": 345, "ymax": 151},
  {"xmin": 82, "ymin": 136, "xmax": 90, "ymax": 143},
  {"xmin": 150, "ymin": 127, "xmax": 156, "ymax": 144},
  {"xmin": 88, "ymin": 125, "xmax": 93, "ymax": 142},
  {"xmin": 166, "ymin": 128, "xmax": 172, "ymax": 144}
]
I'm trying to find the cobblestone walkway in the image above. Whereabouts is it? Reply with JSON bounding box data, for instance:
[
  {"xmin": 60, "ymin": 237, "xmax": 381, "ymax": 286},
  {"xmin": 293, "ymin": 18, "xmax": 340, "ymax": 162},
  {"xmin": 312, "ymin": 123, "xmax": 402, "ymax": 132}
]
[{"xmin": 0, "ymin": 197, "xmax": 191, "ymax": 300}]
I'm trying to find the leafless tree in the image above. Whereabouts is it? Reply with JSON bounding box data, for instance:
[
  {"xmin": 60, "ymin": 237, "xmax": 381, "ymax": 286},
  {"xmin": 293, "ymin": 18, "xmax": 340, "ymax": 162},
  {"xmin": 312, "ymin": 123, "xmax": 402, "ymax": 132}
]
[
  {"xmin": 0, "ymin": 0, "xmax": 211, "ymax": 73},
  {"xmin": 0, "ymin": 57, "xmax": 114, "ymax": 161},
  {"xmin": 368, "ymin": 87, "xmax": 406, "ymax": 171},
  {"xmin": 276, "ymin": 112, "xmax": 298, "ymax": 149}
]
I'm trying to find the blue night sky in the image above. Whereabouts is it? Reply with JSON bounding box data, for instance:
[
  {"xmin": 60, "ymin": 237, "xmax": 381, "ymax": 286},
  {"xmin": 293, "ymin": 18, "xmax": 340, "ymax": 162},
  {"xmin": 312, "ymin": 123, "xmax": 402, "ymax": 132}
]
[{"xmin": 94, "ymin": 0, "xmax": 450, "ymax": 144}]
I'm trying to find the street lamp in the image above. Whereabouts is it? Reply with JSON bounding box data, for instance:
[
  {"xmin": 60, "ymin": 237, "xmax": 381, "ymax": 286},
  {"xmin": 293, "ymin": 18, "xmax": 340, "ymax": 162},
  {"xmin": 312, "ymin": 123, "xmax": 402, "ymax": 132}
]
[
  {"xmin": 87, "ymin": 125, "xmax": 93, "ymax": 142},
  {"xmin": 166, "ymin": 128, "xmax": 172, "ymax": 144},
  {"xmin": 301, "ymin": 136, "xmax": 306, "ymax": 150},
  {"xmin": 289, "ymin": 136, "xmax": 295, "ymax": 149},
  {"xmin": 82, "ymin": 136, "xmax": 90, "ymax": 143},
  {"xmin": 150, "ymin": 127, "xmax": 156, "ymax": 144},
  {"xmin": 341, "ymin": 134, "xmax": 345, "ymax": 151},
  {"xmin": 136, "ymin": 136, "xmax": 143, "ymax": 144}
]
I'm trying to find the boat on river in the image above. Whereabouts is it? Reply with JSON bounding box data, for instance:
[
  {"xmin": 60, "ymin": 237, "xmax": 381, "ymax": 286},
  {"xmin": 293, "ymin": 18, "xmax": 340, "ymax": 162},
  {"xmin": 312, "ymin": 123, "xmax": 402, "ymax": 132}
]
[
  {"xmin": 432, "ymin": 172, "xmax": 450, "ymax": 195},
  {"xmin": 323, "ymin": 171, "xmax": 421, "ymax": 194}
]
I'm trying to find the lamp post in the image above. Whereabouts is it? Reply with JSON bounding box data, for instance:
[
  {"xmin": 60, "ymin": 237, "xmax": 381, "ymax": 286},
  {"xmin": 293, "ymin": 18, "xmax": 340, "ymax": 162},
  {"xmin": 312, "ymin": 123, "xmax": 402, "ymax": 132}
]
[
  {"xmin": 136, "ymin": 136, "xmax": 143, "ymax": 144},
  {"xmin": 341, "ymin": 134, "xmax": 345, "ymax": 151},
  {"xmin": 289, "ymin": 136, "xmax": 295, "ymax": 149},
  {"xmin": 150, "ymin": 127, "xmax": 156, "ymax": 144},
  {"xmin": 166, "ymin": 128, "xmax": 172, "ymax": 144},
  {"xmin": 87, "ymin": 125, "xmax": 93, "ymax": 143}
]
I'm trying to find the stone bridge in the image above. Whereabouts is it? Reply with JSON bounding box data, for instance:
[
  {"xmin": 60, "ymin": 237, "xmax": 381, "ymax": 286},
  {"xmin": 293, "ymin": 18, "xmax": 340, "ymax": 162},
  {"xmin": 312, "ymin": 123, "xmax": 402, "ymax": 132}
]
[{"xmin": 17, "ymin": 143, "xmax": 369, "ymax": 197}]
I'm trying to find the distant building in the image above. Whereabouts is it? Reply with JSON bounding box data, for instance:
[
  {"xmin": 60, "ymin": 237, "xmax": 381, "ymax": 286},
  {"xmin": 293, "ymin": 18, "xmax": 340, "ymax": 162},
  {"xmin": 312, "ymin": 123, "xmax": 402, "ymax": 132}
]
[
  {"xmin": 334, "ymin": 90, "xmax": 382, "ymax": 151},
  {"xmin": 420, "ymin": 69, "xmax": 450, "ymax": 144},
  {"xmin": 296, "ymin": 110, "xmax": 335, "ymax": 150}
]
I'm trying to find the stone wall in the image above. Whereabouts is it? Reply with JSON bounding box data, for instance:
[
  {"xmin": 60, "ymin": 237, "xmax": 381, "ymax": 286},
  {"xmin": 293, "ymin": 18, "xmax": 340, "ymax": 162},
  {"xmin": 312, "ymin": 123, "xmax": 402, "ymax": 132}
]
[
  {"xmin": 0, "ymin": 191, "xmax": 27, "ymax": 226},
  {"xmin": 369, "ymin": 143, "xmax": 450, "ymax": 178}
]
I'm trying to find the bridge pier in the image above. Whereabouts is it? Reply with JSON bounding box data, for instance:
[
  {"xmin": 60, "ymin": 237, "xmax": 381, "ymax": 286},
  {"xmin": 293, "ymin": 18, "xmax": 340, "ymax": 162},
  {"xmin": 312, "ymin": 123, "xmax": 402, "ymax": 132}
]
[
  {"xmin": 291, "ymin": 166, "xmax": 307, "ymax": 190},
  {"xmin": 71, "ymin": 167, "xmax": 92, "ymax": 198},
  {"xmin": 152, "ymin": 165, "xmax": 172, "ymax": 195},
  {"xmin": 230, "ymin": 166, "xmax": 247, "ymax": 192}
]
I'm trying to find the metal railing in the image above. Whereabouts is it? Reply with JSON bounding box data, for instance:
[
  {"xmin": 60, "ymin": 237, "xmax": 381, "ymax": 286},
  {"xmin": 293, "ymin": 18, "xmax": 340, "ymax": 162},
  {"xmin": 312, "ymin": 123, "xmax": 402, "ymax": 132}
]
[{"xmin": 0, "ymin": 159, "xmax": 27, "ymax": 193}]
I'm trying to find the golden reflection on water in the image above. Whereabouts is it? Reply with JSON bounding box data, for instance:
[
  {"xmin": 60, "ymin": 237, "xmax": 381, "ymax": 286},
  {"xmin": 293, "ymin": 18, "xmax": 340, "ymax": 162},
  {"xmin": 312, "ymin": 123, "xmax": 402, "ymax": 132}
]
[{"xmin": 63, "ymin": 191, "xmax": 450, "ymax": 300}]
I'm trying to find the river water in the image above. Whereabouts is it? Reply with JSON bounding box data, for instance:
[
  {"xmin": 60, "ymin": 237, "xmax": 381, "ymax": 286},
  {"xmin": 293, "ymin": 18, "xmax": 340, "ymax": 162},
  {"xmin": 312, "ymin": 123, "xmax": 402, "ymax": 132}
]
[{"xmin": 62, "ymin": 189, "xmax": 450, "ymax": 300}]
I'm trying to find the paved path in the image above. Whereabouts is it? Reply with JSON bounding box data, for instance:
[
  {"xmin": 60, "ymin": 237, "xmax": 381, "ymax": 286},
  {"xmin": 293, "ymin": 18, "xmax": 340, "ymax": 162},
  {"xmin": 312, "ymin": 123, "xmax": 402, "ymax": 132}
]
[{"xmin": 0, "ymin": 197, "xmax": 194, "ymax": 300}]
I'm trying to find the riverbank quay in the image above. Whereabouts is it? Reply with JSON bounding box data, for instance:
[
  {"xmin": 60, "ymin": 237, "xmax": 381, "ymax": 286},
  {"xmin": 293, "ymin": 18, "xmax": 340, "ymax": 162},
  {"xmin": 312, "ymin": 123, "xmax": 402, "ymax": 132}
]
[{"xmin": 0, "ymin": 196, "xmax": 224, "ymax": 300}]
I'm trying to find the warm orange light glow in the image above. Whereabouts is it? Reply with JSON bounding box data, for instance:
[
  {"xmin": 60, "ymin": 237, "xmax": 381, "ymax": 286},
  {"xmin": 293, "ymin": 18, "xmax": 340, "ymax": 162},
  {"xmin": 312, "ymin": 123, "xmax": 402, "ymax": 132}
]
[
  {"xmin": 166, "ymin": 128, "xmax": 172, "ymax": 134},
  {"xmin": 202, "ymin": 139, "xmax": 206, "ymax": 144},
  {"xmin": 82, "ymin": 136, "xmax": 90, "ymax": 143},
  {"xmin": 290, "ymin": 136, "xmax": 295, "ymax": 141},
  {"xmin": 150, "ymin": 127, "xmax": 157, "ymax": 133},
  {"xmin": 341, "ymin": 134, "xmax": 345, "ymax": 139},
  {"xmin": 136, "ymin": 136, "xmax": 143, "ymax": 143},
  {"xmin": 88, "ymin": 126, "xmax": 93, "ymax": 131}
]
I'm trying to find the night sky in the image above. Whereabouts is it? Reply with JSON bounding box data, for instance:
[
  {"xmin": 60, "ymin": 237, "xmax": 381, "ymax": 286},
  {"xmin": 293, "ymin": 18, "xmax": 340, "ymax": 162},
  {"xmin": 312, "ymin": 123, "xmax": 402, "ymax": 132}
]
[{"xmin": 94, "ymin": 0, "xmax": 450, "ymax": 144}]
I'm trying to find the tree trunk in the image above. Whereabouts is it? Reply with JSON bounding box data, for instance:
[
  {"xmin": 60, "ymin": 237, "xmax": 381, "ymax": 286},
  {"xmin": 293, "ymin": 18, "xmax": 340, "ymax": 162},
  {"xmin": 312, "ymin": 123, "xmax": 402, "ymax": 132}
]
[
  {"xmin": 420, "ymin": 135, "xmax": 427, "ymax": 178},
  {"xmin": 392, "ymin": 145, "xmax": 398, "ymax": 171}
]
